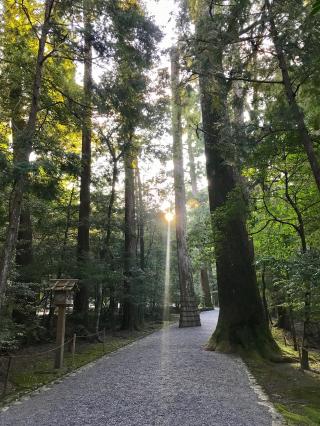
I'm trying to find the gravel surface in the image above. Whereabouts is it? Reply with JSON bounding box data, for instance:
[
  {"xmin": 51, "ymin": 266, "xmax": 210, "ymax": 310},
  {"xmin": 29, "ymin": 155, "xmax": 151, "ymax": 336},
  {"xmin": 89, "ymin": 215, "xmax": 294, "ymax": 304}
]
[{"xmin": 0, "ymin": 311, "xmax": 280, "ymax": 426}]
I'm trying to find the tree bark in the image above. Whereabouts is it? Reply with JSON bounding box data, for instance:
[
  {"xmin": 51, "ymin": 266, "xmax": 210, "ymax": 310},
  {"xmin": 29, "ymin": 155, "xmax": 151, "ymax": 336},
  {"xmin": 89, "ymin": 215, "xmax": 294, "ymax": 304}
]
[
  {"xmin": 121, "ymin": 148, "xmax": 137, "ymax": 330},
  {"xmin": 266, "ymin": 0, "xmax": 320, "ymax": 194},
  {"xmin": 74, "ymin": 0, "xmax": 93, "ymax": 317},
  {"xmin": 9, "ymin": 83, "xmax": 33, "ymax": 285},
  {"xmin": 289, "ymin": 307, "xmax": 298, "ymax": 352},
  {"xmin": 104, "ymin": 162, "xmax": 118, "ymax": 257},
  {"xmin": 186, "ymin": 134, "xmax": 198, "ymax": 198},
  {"xmin": 195, "ymin": 13, "xmax": 278, "ymax": 357},
  {"xmin": 261, "ymin": 265, "xmax": 271, "ymax": 325},
  {"xmin": 57, "ymin": 185, "xmax": 75, "ymax": 278},
  {"xmin": 136, "ymin": 163, "xmax": 145, "ymax": 271},
  {"xmin": 16, "ymin": 205, "xmax": 33, "ymax": 282},
  {"xmin": 97, "ymin": 158, "xmax": 118, "ymax": 333},
  {"xmin": 171, "ymin": 47, "xmax": 201, "ymax": 328},
  {"xmin": 282, "ymin": 166, "xmax": 310, "ymax": 369},
  {"xmin": 186, "ymin": 122, "xmax": 212, "ymax": 306},
  {"xmin": 0, "ymin": 0, "xmax": 55, "ymax": 311},
  {"xmin": 200, "ymin": 267, "xmax": 213, "ymax": 308}
]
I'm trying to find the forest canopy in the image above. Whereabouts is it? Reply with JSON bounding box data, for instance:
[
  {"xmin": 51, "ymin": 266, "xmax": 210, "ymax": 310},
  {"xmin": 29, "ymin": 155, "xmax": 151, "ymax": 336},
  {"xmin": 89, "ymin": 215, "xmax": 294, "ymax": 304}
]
[{"xmin": 0, "ymin": 0, "xmax": 319, "ymax": 375}]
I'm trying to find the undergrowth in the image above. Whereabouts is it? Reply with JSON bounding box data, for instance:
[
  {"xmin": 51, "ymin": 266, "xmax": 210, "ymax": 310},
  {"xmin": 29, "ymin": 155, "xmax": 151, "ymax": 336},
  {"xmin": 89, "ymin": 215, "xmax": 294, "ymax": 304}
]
[{"xmin": 245, "ymin": 327, "xmax": 320, "ymax": 425}]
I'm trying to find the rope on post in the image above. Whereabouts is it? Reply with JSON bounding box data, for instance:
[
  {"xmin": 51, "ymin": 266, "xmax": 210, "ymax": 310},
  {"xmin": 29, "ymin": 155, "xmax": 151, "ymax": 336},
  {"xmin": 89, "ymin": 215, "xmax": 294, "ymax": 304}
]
[
  {"xmin": 0, "ymin": 329, "xmax": 110, "ymax": 399},
  {"xmin": 0, "ymin": 337, "xmax": 74, "ymax": 360},
  {"xmin": 102, "ymin": 329, "xmax": 106, "ymax": 353},
  {"xmin": 71, "ymin": 333, "xmax": 76, "ymax": 368},
  {"xmin": 76, "ymin": 330, "xmax": 104, "ymax": 339},
  {"xmin": 2, "ymin": 356, "xmax": 12, "ymax": 398}
]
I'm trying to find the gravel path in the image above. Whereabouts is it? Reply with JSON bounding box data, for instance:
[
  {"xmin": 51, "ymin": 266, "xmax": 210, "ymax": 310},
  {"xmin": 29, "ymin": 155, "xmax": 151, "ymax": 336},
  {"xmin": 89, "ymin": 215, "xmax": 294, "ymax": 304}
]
[{"xmin": 0, "ymin": 311, "xmax": 280, "ymax": 426}]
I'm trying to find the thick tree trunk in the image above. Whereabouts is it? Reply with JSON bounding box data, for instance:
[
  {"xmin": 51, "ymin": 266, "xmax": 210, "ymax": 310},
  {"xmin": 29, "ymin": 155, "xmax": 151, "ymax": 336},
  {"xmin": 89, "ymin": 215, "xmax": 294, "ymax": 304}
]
[
  {"xmin": 74, "ymin": 0, "xmax": 93, "ymax": 317},
  {"xmin": 266, "ymin": 0, "xmax": 320, "ymax": 194},
  {"xmin": 200, "ymin": 74, "xmax": 276, "ymax": 355},
  {"xmin": 171, "ymin": 47, "xmax": 201, "ymax": 328},
  {"xmin": 121, "ymin": 149, "xmax": 137, "ymax": 330},
  {"xmin": 0, "ymin": 0, "xmax": 55, "ymax": 311},
  {"xmin": 196, "ymin": 18, "xmax": 278, "ymax": 356},
  {"xmin": 200, "ymin": 267, "xmax": 213, "ymax": 308}
]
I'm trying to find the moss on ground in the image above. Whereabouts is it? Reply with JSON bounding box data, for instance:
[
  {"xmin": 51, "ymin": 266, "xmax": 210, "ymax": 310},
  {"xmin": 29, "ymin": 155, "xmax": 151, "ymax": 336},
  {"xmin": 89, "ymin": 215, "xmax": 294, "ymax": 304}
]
[
  {"xmin": 245, "ymin": 327, "xmax": 320, "ymax": 425},
  {"xmin": 1, "ymin": 319, "xmax": 178, "ymax": 406}
]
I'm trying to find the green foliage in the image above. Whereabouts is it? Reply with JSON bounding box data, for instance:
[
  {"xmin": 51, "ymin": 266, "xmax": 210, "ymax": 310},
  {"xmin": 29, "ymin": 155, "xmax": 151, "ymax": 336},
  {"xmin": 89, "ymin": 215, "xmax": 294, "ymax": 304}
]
[
  {"xmin": 312, "ymin": 0, "xmax": 320, "ymax": 14},
  {"xmin": 187, "ymin": 190, "xmax": 214, "ymax": 268},
  {"xmin": 246, "ymin": 338, "xmax": 320, "ymax": 426},
  {"xmin": 0, "ymin": 319, "xmax": 22, "ymax": 353}
]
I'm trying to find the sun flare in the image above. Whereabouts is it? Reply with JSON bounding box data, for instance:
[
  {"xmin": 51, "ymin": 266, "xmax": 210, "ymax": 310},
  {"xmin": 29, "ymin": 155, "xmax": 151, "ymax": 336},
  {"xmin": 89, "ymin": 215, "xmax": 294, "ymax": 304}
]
[{"xmin": 165, "ymin": 211, "xmax": 174, "ymax": 222}]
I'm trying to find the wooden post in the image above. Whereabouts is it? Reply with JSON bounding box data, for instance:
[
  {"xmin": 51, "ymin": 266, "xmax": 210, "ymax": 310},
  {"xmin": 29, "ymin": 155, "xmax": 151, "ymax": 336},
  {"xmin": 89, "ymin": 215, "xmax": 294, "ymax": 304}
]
[
  {"xmin": 71, "ymin": 333, "xmax": 76, "ymax": 368},
  {"xmin": 102, "ymin": 329, "xmax": 106, "ymax": 353},
  {"xmin": 54, "ymin": 305, "xmax": 66, "ymax": 369},
  {"xmin": 2, "ymin": 356, "xmax": 12, "ymax": 398}
]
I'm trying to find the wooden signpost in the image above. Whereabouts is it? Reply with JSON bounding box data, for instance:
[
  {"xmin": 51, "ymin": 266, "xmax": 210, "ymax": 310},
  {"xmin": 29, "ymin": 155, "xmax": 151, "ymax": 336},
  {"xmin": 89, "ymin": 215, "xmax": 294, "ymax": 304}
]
[{"xmin": 50, "ymin": 279, "xmax": 78, "ymax": 369}]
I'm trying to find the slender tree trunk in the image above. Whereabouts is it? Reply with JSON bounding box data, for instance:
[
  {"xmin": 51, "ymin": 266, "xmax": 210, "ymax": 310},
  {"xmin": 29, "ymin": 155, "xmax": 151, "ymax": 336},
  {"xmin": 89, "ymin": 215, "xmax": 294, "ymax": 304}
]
[
  {"xmin": 16, "ymin": 205, "xmax": 33, "ymax": 282},
  {"xmin": 171, "ymin": 47, "xmax": 201, "ymax": 328},
  {"xmin": 97, "ymin": 159, "xmax": 118, "ymax": 333},
  {"xmin": 296, "ymin": 210, "xmax": 310, "ymax": 370},
  {"xmin": 282, "ymin": 166, "xmax": 311, "ymax": 368},
  {"xmin": 186, "ymin": 134, "xmax": 198, "ymax": 198},
  {"xmin": 266, "ymin": 0, "xmax": 320, "ymax": 194},
  {"xmin": 12, "ymin": 203, "xmax": 35, "ymax": 323},
  {"xmin": 298, "ymin": 229, "xmax": 311, "ymax": 370},
  {"xmin": 136, "ymin": 162, "xmax": 145, "ymax": 326},
  {"xmin": 10, "ymin": 84, "xmax": 33, "ymax": 285},
  {"xmin": 136, "ymin": 163, "xmax": 145, "ymax": 271},
  {"xmin": 58, "ymin": 185, "xmax": 75, "ymax": 278},
  {"xmin": 261, "ymin": 265, "xmax": 272, "ymax": 325},
  {"xmin": 104, "ymin": 161, "xmax": 118, "ymax": 257},
  {"xmin": 196, "ymin": 16, "xmax": 278, "ymax": 356},
  {"xmin": 0, "ymin": 0, "xmax": 55, "ymax": 311},
  {"xmin": 121, "ymin": 148, "xmax": 137, "ymax": 330},
  {"xmin": 289, "ymin": 307, "xmax": 298, "ymax": 352},
  {"xmin": 74, "ymin": 0, "xmax": 93, "ymax": 317},
  {"xmin": 186, "ymin": 126, "xmax": 212, "ymax": 306},
  {"xmin": 106, "ymin": 160, "xmax": 118, "ymax": 331},
  {"xmin": 301, "ymin": 286, "xmax": 311, "ymax": 369},
  {"xmin": 95, "ymin": 282, "xmax": 102, "ymax": 335},
  {"xmin": 200, "ymin": 267, "xmax": 213, "ymax": 308}
]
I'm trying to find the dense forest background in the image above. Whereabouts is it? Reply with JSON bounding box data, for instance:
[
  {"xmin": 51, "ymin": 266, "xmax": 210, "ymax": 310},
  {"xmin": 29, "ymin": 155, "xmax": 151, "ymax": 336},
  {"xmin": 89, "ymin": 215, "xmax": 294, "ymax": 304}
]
[{"xmin": 0, "ymin": 0, "xmax": 320, "ymax": 372}]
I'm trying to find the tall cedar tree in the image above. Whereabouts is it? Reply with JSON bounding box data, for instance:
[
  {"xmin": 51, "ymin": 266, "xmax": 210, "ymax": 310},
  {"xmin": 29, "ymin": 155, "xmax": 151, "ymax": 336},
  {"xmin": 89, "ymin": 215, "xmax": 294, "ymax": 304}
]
[
  {"xmin": 74, "ymin": 0, "xmax": 93, "ymax": 318},
  {"xmin": 192, "ymin": 1, "xmax": 279, "ymax": 357},
  {"xmin": 121, "ymin": 147, "xmax": 137, "ymax": 330},
  {"xmin": 171, "ymin": 47, "xmax": 200, "ymax": 328},
  {"xmin": 0, "ymin": 0, "xmax": 56, "ymax": 311}
]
